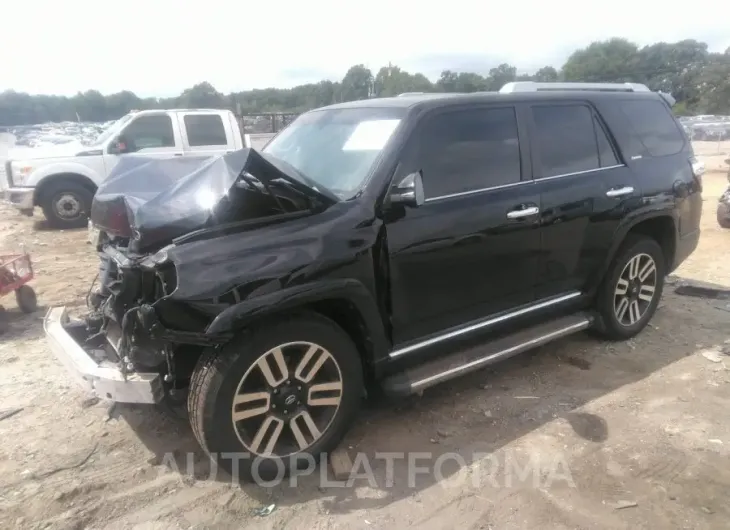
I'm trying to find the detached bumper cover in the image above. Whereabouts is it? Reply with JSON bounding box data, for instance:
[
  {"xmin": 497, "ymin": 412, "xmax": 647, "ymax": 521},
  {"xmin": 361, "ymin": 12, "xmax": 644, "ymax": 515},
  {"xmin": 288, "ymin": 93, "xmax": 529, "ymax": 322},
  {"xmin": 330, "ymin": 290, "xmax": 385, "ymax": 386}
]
[
  {"xmin": 4, "ymin": 187, "xmax": 34, "ymax": 211},
  {"xmin": 44, "ymin": 306, "xmax": 163, "ymax": 404}
]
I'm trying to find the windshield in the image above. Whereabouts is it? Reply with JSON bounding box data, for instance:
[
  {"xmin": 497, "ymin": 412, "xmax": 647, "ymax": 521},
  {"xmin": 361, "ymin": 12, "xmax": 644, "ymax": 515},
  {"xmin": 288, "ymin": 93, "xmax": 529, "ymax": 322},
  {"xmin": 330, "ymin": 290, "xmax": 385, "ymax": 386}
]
[
  {"xmin": 262, "ymin": 107, "xmax": 406, "ymax": 199},
  {"xmin": 91, "ymin": 114, "xmax": 134, "ymax": 146}
]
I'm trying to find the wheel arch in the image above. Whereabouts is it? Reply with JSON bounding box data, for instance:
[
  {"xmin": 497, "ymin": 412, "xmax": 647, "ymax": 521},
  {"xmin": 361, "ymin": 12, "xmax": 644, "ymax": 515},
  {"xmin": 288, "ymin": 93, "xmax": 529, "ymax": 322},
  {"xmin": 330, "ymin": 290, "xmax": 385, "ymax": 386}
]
[
  {"xmin": 205, "ymin": 279, "xmax": 391, "ymax": 375},
  {"xmin": 594, "ymin": 212, "xmax": 677, "ymax": 290},
  {"xmin": 34, "ymin": 173, "xmax": 98, "ymax": 206}
]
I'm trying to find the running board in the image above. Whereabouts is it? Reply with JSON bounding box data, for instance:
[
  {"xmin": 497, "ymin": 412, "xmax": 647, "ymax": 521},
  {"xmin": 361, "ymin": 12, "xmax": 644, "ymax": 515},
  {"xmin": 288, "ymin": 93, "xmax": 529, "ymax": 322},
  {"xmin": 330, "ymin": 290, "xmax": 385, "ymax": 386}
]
[{"xmin": 382, "ymin": 313, "xmax": 593, "ymax": 396}]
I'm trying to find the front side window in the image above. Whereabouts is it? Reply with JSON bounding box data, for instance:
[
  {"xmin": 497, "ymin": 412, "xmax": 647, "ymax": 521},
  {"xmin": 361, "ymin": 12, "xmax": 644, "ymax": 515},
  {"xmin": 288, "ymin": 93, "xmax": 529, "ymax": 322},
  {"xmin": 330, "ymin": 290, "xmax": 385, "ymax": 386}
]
[
  {"xmin": 418, "ymin": 107, "xmax": 522, "ymax": 198},
  {"xmin": 263, "ymin": 107, "xmax": 405, "ymax": 199},
  {"xmin": 184, "ymin": 114, "xmax": 227, "ymax": 146},
  {"xmin": 121, "ymin": 115, "xmax": 175, "ymax": 150}
]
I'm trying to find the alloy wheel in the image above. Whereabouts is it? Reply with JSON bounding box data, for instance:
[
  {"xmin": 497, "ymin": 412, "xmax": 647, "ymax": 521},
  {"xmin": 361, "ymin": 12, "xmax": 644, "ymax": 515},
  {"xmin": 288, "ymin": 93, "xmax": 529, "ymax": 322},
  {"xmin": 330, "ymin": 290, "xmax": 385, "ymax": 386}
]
[
  {"xmin": 613, "ymin": 252, "xmax": 657, "ymax": 326},
  {"xmin": 230, "ymin": 341, "xmax": 343, "ymax": 458}
]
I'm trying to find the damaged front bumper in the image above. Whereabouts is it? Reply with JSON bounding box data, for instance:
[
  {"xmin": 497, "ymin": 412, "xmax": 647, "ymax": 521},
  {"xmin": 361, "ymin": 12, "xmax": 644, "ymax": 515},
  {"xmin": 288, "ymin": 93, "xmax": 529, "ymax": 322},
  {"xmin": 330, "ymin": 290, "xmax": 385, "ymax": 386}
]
[{"xmin": 44, "ymin": 306, "xmax": 164, "ymax": 404}]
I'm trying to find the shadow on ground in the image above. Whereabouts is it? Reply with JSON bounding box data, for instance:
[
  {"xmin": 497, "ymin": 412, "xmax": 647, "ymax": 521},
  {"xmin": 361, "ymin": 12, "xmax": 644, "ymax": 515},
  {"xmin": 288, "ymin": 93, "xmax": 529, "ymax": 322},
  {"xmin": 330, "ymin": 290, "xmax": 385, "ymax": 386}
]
[
  {"xmin": 115, "ymin": 287, "xmax": 729, "ymax": 514},
  {"xmin": 0, "ymin": 305, "xmax": 47, "ymax": 340}
]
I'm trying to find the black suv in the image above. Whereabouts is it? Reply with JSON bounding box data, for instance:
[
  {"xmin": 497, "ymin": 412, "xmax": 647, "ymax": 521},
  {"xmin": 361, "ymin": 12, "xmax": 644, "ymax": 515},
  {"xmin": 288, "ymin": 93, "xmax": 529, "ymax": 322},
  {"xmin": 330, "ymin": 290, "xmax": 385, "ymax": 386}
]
[{"xmin": 45, "ymin": 81, "xmax": 702, "ymax": 481}]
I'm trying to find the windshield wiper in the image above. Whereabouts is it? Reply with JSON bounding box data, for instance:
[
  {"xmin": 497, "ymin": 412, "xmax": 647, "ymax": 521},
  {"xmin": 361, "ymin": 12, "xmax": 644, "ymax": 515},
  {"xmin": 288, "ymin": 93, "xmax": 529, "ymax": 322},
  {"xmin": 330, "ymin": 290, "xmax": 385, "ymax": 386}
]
[
  {"xmin": 237, "ymin": 171, "xmax": 290, "ymax": 212},
  {"xmin": 260, "ymin": 153, "xmax": 339, "ymax": 203}
]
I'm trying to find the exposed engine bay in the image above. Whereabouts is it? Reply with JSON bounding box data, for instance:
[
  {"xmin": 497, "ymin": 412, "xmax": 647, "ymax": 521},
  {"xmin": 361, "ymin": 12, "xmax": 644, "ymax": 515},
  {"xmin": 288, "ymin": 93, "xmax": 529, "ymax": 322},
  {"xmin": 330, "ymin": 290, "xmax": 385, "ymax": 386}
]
[{"xmin": 80, "ymin": 148, "xmax": 335, "ymax": 390}]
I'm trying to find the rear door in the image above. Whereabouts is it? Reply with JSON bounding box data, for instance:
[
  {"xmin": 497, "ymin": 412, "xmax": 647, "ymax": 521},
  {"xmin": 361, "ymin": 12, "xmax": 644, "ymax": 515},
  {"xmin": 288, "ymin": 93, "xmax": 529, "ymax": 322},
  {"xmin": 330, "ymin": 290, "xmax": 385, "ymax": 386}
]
[
  {"xmin": 103, "ymin": 112, "xmax": 184, "ymax": 175},
  {"xmin": 528, "ymin": 101, "xmax": 638, "ymax": 298},
  {"xmin": 177, "ymin": 112, "xmax": 236, "ymax": 157}
]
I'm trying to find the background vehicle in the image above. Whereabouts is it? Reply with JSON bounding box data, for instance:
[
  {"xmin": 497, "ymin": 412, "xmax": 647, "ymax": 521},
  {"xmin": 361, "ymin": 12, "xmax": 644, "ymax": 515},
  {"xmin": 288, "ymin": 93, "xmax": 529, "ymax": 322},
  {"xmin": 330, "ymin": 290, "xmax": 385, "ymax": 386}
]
[
  {"xmin": 45, "ymin": 82, "xmax": 702, "ymax": 481},
  {"xmin": 717, "ymin": 157, "xmax": 730, "ymax": 228},
  {"xmin": 2, "ymin": 109, "xmax": 251, "ymax": 228}
]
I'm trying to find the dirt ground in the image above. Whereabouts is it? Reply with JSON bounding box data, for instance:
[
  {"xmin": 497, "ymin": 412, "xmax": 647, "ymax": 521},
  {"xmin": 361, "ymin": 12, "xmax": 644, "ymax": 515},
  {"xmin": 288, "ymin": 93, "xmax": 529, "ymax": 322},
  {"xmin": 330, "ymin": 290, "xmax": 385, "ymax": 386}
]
[{"xmin": 1, "ymin": 144, "xmax": 729, "ymax": 530}]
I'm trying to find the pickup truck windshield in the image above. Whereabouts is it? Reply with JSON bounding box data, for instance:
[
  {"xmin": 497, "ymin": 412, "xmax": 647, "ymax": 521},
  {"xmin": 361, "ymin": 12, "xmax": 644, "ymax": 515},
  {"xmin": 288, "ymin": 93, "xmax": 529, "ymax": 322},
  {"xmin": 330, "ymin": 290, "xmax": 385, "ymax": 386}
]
[
  {"xmin": 262, "ymin": 107, "xmax": 406, "ymax": 199},
  {"xmin": 91, "ymin": 114, "xmax": 134, "ymax": 146}
]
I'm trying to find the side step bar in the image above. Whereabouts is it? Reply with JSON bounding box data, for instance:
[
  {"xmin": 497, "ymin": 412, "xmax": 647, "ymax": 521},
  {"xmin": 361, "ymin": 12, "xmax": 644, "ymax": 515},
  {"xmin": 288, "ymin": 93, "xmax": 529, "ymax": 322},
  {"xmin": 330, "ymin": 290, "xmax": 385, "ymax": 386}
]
[{"xmin": 382, "ymin": 313, "xmax": 593, "ymax": 396}]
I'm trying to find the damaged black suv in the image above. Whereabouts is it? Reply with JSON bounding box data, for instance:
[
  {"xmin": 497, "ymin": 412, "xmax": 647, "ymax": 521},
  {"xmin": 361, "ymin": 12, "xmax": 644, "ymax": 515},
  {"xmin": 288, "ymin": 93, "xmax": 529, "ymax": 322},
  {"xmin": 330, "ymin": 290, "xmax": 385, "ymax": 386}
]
[{"xmin": 45, "ymin": 81, "xmax": 703, "ymax": 480}]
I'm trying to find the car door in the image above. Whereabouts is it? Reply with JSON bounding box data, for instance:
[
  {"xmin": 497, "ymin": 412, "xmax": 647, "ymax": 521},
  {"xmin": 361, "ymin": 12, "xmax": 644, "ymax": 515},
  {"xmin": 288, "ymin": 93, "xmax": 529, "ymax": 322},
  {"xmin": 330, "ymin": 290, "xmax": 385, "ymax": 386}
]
[
  {"xmin": 385, "ymin": 104, "xmax": 541, "ymax": 345},
  {"xmin": 103, "ymin": 113, "xmax": 184, "ymax": 175},
  {"xmin": 528, "ymin": 101, "xmax": 639, "ymax": 298}
]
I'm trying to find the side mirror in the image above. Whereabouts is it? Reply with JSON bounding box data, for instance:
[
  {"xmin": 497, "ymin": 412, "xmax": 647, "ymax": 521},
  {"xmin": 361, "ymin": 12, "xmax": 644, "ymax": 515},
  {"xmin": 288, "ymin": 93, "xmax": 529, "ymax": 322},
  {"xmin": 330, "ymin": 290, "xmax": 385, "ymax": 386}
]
[
  {"xmin": 108, "ymin": 136, "xmax": 131, "ymax": 155},
  {"xmin": 389, "ymin": 171, "xmax": 425, "ymax": 208}
]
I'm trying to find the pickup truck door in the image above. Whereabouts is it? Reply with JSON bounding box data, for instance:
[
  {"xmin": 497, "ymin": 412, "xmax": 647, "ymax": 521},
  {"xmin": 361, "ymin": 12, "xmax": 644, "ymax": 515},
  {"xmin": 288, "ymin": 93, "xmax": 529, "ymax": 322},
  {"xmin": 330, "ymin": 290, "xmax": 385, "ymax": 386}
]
[
  {"xmin": 176, "ymin": 112, "xmax": 236, "ymax": 157},
  {"xmin": 102, "ymin": 112, "xmax": 184, "ymax": 176},
  {"xmin": 385, "ymin": 104, "xmax": 541, "ymax": 345},
  {"xmin": 527, "ymin": 101, "xmax": 638, "ymax": 298}
]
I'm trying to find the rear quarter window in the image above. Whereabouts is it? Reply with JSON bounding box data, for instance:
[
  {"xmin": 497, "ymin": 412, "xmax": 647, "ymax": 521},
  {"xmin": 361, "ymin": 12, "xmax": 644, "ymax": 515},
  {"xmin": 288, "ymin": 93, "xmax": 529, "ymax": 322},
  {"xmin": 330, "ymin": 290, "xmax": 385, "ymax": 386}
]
[{"xmin": 618, "ymin": 99, "xmax": 685, "ymax": 157}]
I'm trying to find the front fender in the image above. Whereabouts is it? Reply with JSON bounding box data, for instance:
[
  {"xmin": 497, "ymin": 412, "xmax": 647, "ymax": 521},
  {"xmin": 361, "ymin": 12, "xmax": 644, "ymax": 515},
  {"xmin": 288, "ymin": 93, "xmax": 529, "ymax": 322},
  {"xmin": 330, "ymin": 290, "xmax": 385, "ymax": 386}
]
[
  {"xmin": 26, "ymin": 159, "xmax": 103, "ymax": 187},
  {"xmin": 205, "ymin": 278, "xmax": 390, "ymax": 363}
]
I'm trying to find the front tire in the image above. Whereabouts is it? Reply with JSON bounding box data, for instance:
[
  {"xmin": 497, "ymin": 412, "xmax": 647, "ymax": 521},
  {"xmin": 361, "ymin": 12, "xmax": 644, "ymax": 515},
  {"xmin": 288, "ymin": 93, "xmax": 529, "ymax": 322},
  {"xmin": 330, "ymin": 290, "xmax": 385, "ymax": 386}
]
[
  {"xmin": 595, "ymin": 235, "xmax": 665, "ymax": 340},
  {"xmin": 188, "ymin": 313, "xmax": 364, "ymax": 482},
  {"xmin": 40, "ymin": 181, "xmax": 94, "ymax": 229}
]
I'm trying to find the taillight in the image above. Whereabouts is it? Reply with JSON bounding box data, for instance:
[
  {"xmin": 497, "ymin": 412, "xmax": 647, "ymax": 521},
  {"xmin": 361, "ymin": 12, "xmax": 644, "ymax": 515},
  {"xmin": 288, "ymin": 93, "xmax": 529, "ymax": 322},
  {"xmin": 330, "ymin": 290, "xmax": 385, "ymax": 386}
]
[{"xmin": 690, "ymin": 156, "xmax": 704, "ymax": 192}]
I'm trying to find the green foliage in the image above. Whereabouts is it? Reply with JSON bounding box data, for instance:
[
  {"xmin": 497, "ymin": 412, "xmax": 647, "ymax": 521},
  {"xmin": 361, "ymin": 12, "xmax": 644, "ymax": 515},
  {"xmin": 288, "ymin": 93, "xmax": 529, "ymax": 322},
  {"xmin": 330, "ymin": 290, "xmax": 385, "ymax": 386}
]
[{"xmin": 2, "ymin": 37, "xmax": 729, "ymax": 126}]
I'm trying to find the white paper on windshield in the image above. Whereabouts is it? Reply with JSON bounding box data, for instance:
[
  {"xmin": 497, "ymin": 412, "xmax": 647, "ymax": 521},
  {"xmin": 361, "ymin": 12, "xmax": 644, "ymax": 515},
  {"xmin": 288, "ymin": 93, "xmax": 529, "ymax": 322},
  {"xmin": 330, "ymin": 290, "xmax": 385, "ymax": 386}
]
[{"xmin": 342, "ymin": 119, "xmax": 400, "ymax": 151}]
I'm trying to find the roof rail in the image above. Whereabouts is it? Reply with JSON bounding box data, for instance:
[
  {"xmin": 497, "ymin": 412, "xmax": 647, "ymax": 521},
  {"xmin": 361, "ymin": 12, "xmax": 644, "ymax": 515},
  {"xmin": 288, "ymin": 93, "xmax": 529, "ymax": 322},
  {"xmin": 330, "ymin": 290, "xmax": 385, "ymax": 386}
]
[
  {"xmin": 499, "ymin": 81, "xmax": 651, "ymax": 93},
  {"xmin": 396, "ymin": 92, "xmax": 427, "ymax": 97}
]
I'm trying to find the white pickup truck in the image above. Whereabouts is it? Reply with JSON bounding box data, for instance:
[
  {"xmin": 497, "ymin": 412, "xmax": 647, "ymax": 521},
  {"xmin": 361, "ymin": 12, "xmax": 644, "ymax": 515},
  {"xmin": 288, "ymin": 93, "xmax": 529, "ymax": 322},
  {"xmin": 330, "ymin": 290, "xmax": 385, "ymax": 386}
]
[{"xmin": 2, "ymin": 109, "xmax": 253, "ymax": 228}]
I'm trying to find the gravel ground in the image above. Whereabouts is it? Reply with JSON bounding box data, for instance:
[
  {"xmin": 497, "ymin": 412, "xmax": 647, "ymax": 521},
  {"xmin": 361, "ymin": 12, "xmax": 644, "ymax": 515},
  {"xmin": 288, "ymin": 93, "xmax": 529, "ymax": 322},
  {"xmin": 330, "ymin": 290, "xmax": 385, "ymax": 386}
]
[{"xmin": 0, "ymin": 144, "xmax": 729, "ymax": 529}]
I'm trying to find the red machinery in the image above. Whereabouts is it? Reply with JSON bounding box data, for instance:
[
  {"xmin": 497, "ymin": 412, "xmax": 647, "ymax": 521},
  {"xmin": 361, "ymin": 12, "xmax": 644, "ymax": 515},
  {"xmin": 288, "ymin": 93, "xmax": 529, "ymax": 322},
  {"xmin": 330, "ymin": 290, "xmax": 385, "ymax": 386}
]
[{"xmin": 0, "ymin": 251, "xmax": 37, "ymax": 313}]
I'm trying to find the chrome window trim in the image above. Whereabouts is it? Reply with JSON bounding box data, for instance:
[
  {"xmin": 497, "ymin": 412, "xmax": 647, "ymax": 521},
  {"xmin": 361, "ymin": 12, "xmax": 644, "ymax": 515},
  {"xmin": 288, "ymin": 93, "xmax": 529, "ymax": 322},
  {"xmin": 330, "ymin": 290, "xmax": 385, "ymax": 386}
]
[
  {"xmin": 389, "ymin": 291, "xmax": 582, "ymax": 359},
  {"xmin": 425, "ymin": 164, "xmax": 626, "ymax": 203}
]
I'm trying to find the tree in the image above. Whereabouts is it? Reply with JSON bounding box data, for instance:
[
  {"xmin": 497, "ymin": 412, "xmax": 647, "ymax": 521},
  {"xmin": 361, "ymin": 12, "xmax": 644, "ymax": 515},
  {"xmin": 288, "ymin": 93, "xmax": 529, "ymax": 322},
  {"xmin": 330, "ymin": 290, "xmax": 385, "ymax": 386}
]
[
  {"xmin": 340, "ymin": 65, "xmax": 373, "ymax": 101},
  {"xmin": 485, "ymin": 63, "xmax": 517, "ymax": 91},
  {"xmin": 562, "ymin": 38, "xmax": 640, "ymax": 82},
  {"xmin": 533, "ymin": 66, "xmax": 559, "ymax": 82},
  {"xmin": 176, "ymin": 82, "xmax": 227, "ymax": 109},
  {"xmin": 1, "ymin": 37, "xmax": 729, "ymax": 126}
]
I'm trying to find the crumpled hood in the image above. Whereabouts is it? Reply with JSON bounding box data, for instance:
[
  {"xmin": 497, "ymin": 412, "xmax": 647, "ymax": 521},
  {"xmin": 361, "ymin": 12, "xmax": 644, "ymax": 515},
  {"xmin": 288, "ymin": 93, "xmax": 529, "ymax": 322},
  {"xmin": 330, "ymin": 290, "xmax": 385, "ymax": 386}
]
[{"xmin": 90, "ymin": 148, "xmax": 334, "ymax": 253}]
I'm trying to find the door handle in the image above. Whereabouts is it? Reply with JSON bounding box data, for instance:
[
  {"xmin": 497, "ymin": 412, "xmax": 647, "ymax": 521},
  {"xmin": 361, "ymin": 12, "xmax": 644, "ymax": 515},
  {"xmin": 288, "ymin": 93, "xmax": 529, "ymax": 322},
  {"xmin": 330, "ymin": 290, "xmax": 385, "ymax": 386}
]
[
  {"xmin": 506, "ymin": 206, "xmax": 540, "ymax": 219},
  {"xmin": 173, "ymin": 152, "xmax": 183, "ymax": 157},
  {"xmin": 606, "ymin": 186, "xmax": 634, "ymax": 198}
]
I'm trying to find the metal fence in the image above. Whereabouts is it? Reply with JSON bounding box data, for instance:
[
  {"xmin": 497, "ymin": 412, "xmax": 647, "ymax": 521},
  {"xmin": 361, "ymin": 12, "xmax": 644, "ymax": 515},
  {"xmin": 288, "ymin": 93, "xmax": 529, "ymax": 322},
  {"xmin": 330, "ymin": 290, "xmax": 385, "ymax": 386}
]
[{"xmin": 239, "ymin": 113, "xmax": 300, "ymax": 135}]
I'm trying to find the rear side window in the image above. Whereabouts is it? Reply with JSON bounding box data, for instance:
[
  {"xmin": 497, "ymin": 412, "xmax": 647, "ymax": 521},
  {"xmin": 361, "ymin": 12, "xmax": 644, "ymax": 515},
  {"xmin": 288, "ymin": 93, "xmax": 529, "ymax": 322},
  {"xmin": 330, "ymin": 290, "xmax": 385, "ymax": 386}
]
[
  {"xmin": 532, "ymin": 105, "xmax": 600, "ymax": 178},
  {"xmin": 184, "ymin": 114, "xmax": 227, "ymax": 146},
  {"xmin": 618, "ymin": 100, "xmax": 684, "ymax": 157},
  {"xmin": 419, "ymin": 107, "xmax": 522, "ymax": 198}
]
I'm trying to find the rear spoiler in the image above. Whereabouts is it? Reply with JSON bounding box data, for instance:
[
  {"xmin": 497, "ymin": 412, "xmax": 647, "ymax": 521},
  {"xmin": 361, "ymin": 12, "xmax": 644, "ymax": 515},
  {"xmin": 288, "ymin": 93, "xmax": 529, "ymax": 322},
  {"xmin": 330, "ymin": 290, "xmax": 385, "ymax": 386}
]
[{"xmin": 658, "ymin": 91, "xmax": 676, "ymax": 106}]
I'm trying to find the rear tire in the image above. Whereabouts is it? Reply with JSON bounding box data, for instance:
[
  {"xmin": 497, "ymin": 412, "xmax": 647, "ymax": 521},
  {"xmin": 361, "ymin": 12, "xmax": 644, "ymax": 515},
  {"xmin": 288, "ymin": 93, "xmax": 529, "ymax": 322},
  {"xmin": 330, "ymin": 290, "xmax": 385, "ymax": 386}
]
[
  {"xmin": 15, "ymin": 285, "xmax": 37, "ymax": 313},
  {"xmin": 594, "ymin": 235, "xmax": 665, "ymax": 340},
  {"xmin": 188, "ymin": 312, "xmax": 364, "ymax": 482},
  {"xmin": 40, "ymin": 181, "xmax": 94, "ymax": 229}
]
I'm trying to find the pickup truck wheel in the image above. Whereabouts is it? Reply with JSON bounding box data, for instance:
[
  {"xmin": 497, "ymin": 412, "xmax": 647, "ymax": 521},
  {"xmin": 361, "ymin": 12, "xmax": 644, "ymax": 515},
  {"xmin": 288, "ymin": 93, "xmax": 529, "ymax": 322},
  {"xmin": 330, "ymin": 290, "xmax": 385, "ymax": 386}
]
[
  {"xmin": 595, "ymin": 235, "xmax": 665, "ymax": 340},
  {"xmin": 188, "ymin": 313, "xmax": 363, "ymax": 482},
  {"xmin": 40, "ymin": 182, "xmax": 93, "ymax": 229}
]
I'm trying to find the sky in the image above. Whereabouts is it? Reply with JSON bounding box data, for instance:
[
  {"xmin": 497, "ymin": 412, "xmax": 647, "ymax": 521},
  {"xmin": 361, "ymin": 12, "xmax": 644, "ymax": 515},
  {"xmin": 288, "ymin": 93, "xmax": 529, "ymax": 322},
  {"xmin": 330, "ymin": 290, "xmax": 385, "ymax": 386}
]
[{"xmin": 3, "ymin": 0, "xmax": 729, "ymax": 97}]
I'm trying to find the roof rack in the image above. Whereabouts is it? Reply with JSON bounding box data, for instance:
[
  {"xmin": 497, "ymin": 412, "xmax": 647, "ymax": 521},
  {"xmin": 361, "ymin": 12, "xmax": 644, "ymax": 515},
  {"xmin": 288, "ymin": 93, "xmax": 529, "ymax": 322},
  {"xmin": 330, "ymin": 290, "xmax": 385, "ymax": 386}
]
[{"xmin": 499, "ymin": 81, "xmax": 651, "ymax": 93}]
